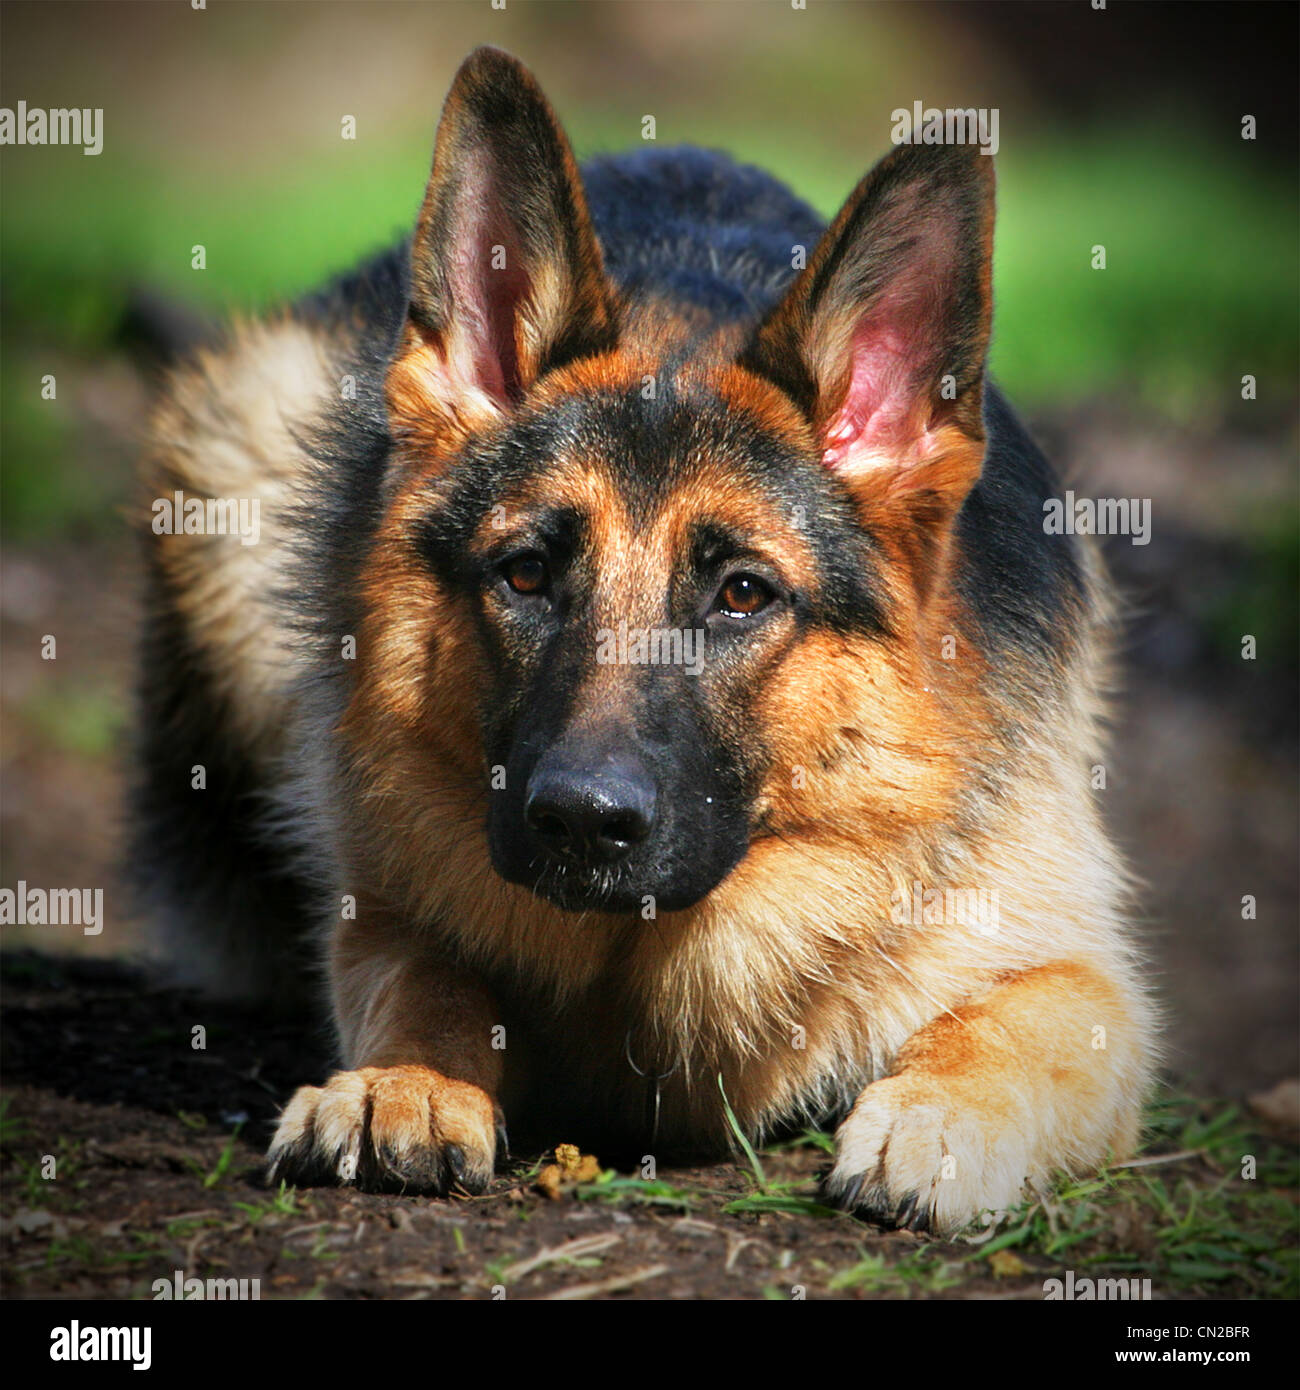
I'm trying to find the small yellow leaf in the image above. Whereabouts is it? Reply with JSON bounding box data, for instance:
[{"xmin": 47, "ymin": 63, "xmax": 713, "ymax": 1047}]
[
  {"xmin": 988, "ymin": 1249, "xmax": 1027, "ymax": 1278},
  {"xmin": 534, "ymin": 1145, "xmax": 602, "ymax": 1199},
  {"xmin": 536, "ymin": 1164, "xmax": 564, "ymax": 1200}
]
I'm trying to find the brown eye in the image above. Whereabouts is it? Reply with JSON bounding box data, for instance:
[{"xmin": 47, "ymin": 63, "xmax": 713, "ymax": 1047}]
[
  {"xmin": 715, "ymin": 573, "xmax": 774, "ymax": 618},
  {"xmin": 502, "ymin": 553, "xmax": 548, "ymax": 596}
]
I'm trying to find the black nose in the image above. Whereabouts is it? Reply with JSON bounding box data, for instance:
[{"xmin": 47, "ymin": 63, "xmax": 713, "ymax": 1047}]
[{"xmin": 525, "ymin": 747, "xmax": 656, "ymax": 866}]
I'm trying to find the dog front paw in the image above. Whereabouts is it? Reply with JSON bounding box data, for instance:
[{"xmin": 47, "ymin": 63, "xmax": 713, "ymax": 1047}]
[
  {"xmin": 822, "ymin": 1073, "xmax": 1032, "ymax": 1235},
  {"xmin": 267, "ymin": 1064, "xmax": 499, "ymax": 1195}
]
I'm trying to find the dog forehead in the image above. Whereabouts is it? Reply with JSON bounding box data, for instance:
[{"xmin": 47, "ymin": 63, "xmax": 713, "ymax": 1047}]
[
  {"xmin": 497, "ymin": 372, "xmax": 814, "ymax": 515},
  {"xmin": 489, "ymin": 398, "xmax": 818, "ymax": 565}
]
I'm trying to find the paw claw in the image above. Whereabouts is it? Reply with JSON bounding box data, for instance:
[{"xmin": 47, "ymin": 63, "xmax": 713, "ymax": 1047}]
[
  {"xmin": 494, "ymin": 1110, "xmax": 510, "ymax": 1161},
  {"xmin": 822, "ymin": 1170, "xmax": 864, "ymax": 1213}
]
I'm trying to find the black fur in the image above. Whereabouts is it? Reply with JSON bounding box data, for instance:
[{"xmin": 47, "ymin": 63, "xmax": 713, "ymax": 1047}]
[
  {"xmin": 582, "ymin": 146, "xmax": 825, "ymax": 318},
  {"xmin": 128, "ymin": 555, "xmax": 316, "ymax": 1003}
]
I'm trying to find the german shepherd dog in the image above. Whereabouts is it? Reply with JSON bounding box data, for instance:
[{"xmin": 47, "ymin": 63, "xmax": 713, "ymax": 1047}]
[{"xmin": 134, "ymin": 47, "xmax": 1155, "ymax": 1233}]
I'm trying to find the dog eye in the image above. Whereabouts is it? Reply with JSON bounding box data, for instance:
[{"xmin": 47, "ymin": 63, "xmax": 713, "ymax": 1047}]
[
  {"xmin": 502, "ymin": 553, "xmax": 549, "ymax": 596},
  {"xmin": 713, "ymin": 573, "xmax": 775, "ymax": 618}
]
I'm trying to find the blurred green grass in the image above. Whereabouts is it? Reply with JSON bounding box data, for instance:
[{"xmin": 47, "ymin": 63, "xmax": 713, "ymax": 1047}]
[
  {"xmin": 2, "ymin": 117, "xmax": 1295, "ymax": 538},
  {"xmin": 20, "ymin": 685, "xmax": 125, "ymax": 760}
]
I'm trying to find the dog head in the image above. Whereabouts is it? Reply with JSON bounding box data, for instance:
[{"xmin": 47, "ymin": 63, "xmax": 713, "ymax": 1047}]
[{"xmin": 350, "ymin": 48, "xmax": 994, "ymax": 918}]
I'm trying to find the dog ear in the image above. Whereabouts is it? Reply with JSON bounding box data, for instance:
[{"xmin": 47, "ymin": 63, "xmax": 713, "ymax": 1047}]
[
  {"xmin": 387, "ymin": 47, "xmax": 617, "ymax": 448},
  {"xmin": 738, "ymin": 143, "xmax": 994, "ymax": 532}
]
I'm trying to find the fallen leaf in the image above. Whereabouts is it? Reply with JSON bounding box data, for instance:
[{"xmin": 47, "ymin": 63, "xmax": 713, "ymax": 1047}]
[
  {"xmin": 1248, "ymin": 1078, "xmax": 1300, "ymax": 1131},
  {"xmin": 988, "ymin": 1249, "xmax": 1027, "ymax": 1278},
  {"xmin": 0, "ymin": 1208, "xmax": 54, "ymax": 1238},
  {"xmin": 0, "ymin": 1208, "xmax": 80, "ymax": 1241},
  {"xmin": 536, "ymin": 1164, "xmax": 564, "ymax": 1201},
  {"xmin": 535, "ymin": 1145, "xmax": 601, "ymax": 1198},
  {"xmin": 554, "ymin": 1143, "xmax": 582, "ymax": 1173}
]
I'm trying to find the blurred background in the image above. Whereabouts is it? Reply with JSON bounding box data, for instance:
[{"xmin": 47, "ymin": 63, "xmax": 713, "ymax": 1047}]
[{"xmin": 1, "ymin": 0, "xmax": 1296, "ymax": 1097}]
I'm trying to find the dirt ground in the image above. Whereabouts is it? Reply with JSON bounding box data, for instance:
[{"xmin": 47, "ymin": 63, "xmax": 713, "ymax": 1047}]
[
  {"xmin": 0, "ymin": 952, "xmax": 940, "ymax": 1301},
  {"xmin": 1, "ymin": 363, "xmax": 1297, "ymax": 1299},
  {"xmin": 4, "ymin": 950, "xmax": 1296, "ymax": 1302}
]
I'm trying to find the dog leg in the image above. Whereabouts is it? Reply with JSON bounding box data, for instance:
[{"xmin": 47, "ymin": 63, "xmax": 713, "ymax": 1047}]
[
  {"xmin": 824, "ymin": 960, "xmax": 1148, "ymax": 1234},
  {"xmin": 268, "ymin": 917, "xmax": 503, "ymax": 1194}
]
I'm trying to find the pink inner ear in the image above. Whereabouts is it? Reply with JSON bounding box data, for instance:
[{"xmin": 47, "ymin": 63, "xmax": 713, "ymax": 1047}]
[
  {"xmin": 820, "ymin": 210, "xmax": 953, "ymax": 472},
  {"xmin": 445, "ymin": 160, "xmax": 529, "ymax": 405},
  {"xmin": 821, "ymin": 322, "xmax": 921, "ymax": 469}
]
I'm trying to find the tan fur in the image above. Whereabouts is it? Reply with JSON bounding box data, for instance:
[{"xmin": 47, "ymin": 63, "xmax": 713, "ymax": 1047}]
[
  {"xmin": 141, "ymin": 317, "xmax": 341, "ymax": 759},
  {"xmin": 829, "ymin": 961, "xmax": 1144, "ymax": 1228}
]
